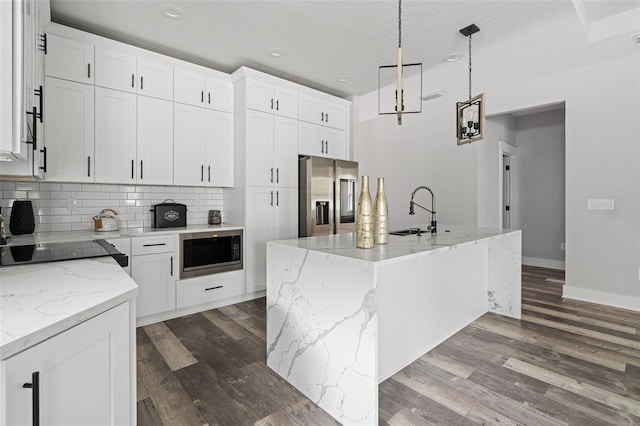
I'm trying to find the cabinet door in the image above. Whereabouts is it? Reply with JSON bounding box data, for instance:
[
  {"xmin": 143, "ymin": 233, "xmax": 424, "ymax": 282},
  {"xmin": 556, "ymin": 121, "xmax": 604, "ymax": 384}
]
[
  {"xmin": 273, "ymin": 85, "xmax": 298, "ymax": 119},
  {"xmin": 94, "ymin": 46, "xmax": 137, "ymax": 93},
  {"xmin": 174, "ymin": 103, "xmax": 205, "ymax": 186},
  {"xmin": 137, "ymin": 58, "xmax": 173, "ymax": 100},
  {"xmin": 324, "ymin": 99, "xmax": 348, "ymax": 130},
  {"xmin": 132, "ymin": 252, "xmax": 176, "ymax": 317},
  {"xmin": 95, "ymin": 87, "xmax": 137, "ymax": 184},
  {"xmin": 45, "ymin": 34, "xmax": 94, "ymax": 84},
  {"xmin": 174, "ymin": 66, "xmax": 205, "ymax": 107},
  {"xmin": 205, "ymin": 74, "xmax": 233, "ymax": 113},
  {"xmin": 44, "ymin": 77, "xmax": 94, "ymax": 182},
  {"xmin": 273, "ymin": 116, "xmax": 298, "ymax": 188},
  {"xmin": 298, "ymin": 92, "xmax": 324, "ymax": 125},
  {"xmin": 324, "ymin": 127, "xmax": 347, "ymax": 160},
  {"xmin": 205, "ymin": 109, "xmax": 234, "ymax": 187},
  {"xmin": 245, "ymin": 78, "xmax": 273, "ymax": 114},
  {"xmin": 137, "ymin": 96, "xmax": 173, "ymax": 184},
  {"xmin": 245, "ymin": 186, "xmax": 274, "ymax": 293},
  {"xmin": 3, "ymin": 302, "xmax": 131, "ymax": 426},
  {"xmin": 245, "ymin": 109, "xmax": 273, "ymax": 187},
  {"xmin": 298, "ymin": 121, "xmax": 325, "ymax": 158},
  {"xmin": 273, "ymin": 187, "xmax": 298, "ymax": 241}
]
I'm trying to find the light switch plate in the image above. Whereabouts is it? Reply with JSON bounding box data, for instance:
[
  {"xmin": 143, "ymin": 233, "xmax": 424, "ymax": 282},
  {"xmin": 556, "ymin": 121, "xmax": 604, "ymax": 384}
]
[
  {"xmin": 67, "ymin": 198, "xmax": 79, "ymax": 211},
  {"xmin": 587, "ymin": 199, "xmax": 614, "ymax": 210}
]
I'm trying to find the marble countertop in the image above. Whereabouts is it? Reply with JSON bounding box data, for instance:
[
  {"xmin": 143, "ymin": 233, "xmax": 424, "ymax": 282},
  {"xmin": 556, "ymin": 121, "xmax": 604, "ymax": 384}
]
[
  {"xmin": 2, "ymin": 223, "xmax": 244, "ymax": 246},
  {"xmin": 269, "ymin": 225, "xmax": 520, "ymax": 265},
  {"xmin": 0, "ymin": 256, "xmax": 138, "ymax": 360}
]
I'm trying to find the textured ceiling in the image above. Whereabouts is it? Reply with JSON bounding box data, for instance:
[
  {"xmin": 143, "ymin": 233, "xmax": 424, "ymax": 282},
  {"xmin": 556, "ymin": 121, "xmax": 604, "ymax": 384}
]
[
  {"xmin": 49, "ymin": 0, "xmax": 640, "ymax": 98},
  {"xmin": 582, "ymin": 0, "xmax": 640, "ymax": 21}
]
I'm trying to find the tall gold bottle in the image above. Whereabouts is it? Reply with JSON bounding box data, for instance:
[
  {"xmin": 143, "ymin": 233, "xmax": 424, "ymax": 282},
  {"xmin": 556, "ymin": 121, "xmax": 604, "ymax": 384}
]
[
  {"xmin": 356, "ymin": 176, "xmax": 375, "ymax": 249},
  {"xmin": 374, "ymin": 177, "xmax": 388, "ymax": 245}
]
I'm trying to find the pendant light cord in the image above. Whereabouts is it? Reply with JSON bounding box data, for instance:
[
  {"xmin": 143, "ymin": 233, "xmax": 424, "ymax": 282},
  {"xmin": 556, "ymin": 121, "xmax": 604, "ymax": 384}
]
[
  {"xmin": 468, "ymin": 34, "xmax": 472, "ymax": 99},
  {"xmin": 398, "ymin": 0, "xmax": 402, "ymax": 48}
]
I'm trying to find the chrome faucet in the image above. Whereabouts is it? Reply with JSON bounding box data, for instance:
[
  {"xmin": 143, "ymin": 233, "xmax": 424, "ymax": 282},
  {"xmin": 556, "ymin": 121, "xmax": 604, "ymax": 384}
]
[{"xmin": 409, "ymin": 186, "xmax": 436, "ymax": 234}]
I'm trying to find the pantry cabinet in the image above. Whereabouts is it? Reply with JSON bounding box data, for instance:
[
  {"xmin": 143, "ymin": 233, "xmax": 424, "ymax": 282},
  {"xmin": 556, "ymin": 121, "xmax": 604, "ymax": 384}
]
[
  {"xmin": 2, "ymin": 302, "xmax": 132, "ymax": 426},
  {"xmin": 45, "ymin": 33, "xmax": 94, "ymax": 84},
  {"xmin": 43, "ymin": 76, "xmax": 94, "ymax": 182},
  {"xmin": 245, "ymin": 186, "xmax": 297, "ymax": 292},
  {"xmin": 298, "ymin": 121, "xmax": 347, "ymax": 160},
  {"xmin": 137, "ymin": 95, "xmax": 174, "ymax": 185}
]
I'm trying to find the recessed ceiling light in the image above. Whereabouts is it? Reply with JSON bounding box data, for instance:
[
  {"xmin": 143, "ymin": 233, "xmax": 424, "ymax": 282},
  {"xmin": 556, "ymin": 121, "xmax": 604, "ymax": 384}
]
[
  {"xmin": 632, "ymin": 33, "xmax": 640, "ymax": 45},
  {"xmin": 268, "ymin": 48, "xmax": 285, "ymax": 58},
  {"xmin": 444, "ymin": 53, "xmax": 461, "ymax": 62},
  {"xmin": 337, "ymin": 75, "xmax": 351, "ymax": 83},
  {"xmin": 160, "ymin": 4, "xmax": 183, "ymax": 19}
]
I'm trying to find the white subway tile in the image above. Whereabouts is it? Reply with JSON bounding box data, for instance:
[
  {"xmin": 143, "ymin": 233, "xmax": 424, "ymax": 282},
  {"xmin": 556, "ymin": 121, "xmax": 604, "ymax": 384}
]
[
  {"xmin": 179, "ymin": 186, "xmax": 194, "ymax": 193},
  {"xmin": 49, "ymin": 208, "xmax": 69, "ymax": 215},
  {"xmin": 152, "ymin": 186, "xmax": 168, "ymax": 193},
  {"xmin": 127, "ymin": 220, "xmax": 143, "ymax": 228},
  {"xmin": 120, "ymin": 199, "xmax": 136, "ymax": 207},
  {"xmin": 109, "ymin": 192, "xmax": 127, "ymax": 200},
  {"xmin": 39, "ymin": 216, "xmax": 61, "ymax": 224},
  {"xmin": 34, "ymin": 224, "xmax": 51, "ymax": 232},
  {"xmin": 119, "ymin": 185, "xmax": 136, "ymax": 193},
  {"xmin": 128, "ymin": 193, "xmax": 143, "ymax": 200},
  {"xmin": 50, "ymin": 191, "xmax": 72, "ymax": 199},
  {"xmin": 61, "ymin": 183, "xmax": 82, "ymax": 191},
  {"xmin": 136, "ymin": 200, "xmax": 152, "ymax": 207},
  {"xmin": 82, "ymin": 184, "xmax": 99, "ymax": 192},
  {"xmin": 39, "ymin": 183, "xmax": 61, "ymax": 191},
  {"xmin": 35, "ymin": 208, "xmax": 52, "ymax": 216},
  {"xmin": 72, "ymin": 222, "xmax": 92, "ymax": 231},
  {"xmin": 62, "ymin": 215, "xmax": 82, "ymax": 223},
  {"xmin": 50, "ymin": 223, "xmax": 72, "ymax": 232},
  {"xmin": 27, "ymin": 191, "xmax": 51, "ymax": 199},
  {"xmin": 39, "ymin": 199, "xmax": 67, "ymax": 208},
  {"xmin": 100, "ymin": 184, "xmax": 119, "ymax": 192},
  {"xmin": 15, "ymin": 182, "xmax": 39, "ymax": 191},
  {"xmin": 4, "ymin": 191, "xmax": 28, "ymax": 199},
  {"xmin": 0, "ymin": 182, "xmax": 16, "ymax": 190}
]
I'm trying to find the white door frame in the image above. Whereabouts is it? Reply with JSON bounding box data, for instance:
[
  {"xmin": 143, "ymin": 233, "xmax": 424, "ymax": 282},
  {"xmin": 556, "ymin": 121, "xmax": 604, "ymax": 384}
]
[{"xmin": 498, "ymin": 141, "xmax": 518, "ymax": 230}]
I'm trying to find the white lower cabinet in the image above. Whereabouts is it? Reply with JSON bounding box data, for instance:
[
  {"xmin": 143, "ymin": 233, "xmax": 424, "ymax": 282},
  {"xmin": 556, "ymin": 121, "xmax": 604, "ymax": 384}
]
[
  {"xmin": 176, "ymin": 270, "xmax": 244, "ymax": 309},
  {"xmin": 245, "ymin": 186, "xmax": 297, "ymax": 292},
  {"xmin": 2, "ymin": 302, "xmax": 132, "ymax": 425},
  {"xmin": 131, "ymin": 235, "xmax": 177, "ymax": 317}
]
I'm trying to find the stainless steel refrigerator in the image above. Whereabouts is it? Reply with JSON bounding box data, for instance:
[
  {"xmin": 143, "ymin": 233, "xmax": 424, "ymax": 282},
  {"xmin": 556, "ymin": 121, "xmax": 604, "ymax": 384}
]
[{"xmin": 299, "ymin": 156, "xmax": 359, "ymax": 237}]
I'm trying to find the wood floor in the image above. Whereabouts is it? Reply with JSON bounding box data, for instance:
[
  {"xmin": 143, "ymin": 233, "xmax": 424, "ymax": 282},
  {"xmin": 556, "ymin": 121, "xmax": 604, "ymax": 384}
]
[{"xmin": 136, "ymin": 266, "xmax": 640, "ymax": 425}]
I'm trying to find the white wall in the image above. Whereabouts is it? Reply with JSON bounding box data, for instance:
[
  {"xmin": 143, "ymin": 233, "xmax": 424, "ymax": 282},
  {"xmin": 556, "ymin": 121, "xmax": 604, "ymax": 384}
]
[
  {"xmin": 357, "ymin": 51, "xmax": 640, "ymax": 311},
  {"xmin": 515, "ymin": 109, "xmax": 565, "ymax": 264}
]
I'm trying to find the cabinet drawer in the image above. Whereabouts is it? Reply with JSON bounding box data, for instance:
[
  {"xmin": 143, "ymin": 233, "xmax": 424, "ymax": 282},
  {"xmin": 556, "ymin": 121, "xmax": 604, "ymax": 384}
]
[
  {"xmin": 176, "ymin": 270, "xmax": 244, "ymax": 309},
  {"xmin": 131, "ymin": 235, "xmax": 176, "ymax": 255}
]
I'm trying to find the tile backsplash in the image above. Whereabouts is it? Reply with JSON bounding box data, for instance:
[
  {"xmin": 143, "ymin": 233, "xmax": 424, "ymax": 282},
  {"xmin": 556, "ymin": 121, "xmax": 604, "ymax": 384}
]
[{"xmin": 0, "ymin": 181, "xmax": 224, "ymax": 233}]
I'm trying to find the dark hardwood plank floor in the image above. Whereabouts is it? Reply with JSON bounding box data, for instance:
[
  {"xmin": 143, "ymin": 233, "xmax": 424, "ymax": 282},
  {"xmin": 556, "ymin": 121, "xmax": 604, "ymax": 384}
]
[{"xmin": 137, "ymin": 266, "xmax": 640, "ymax": 425}]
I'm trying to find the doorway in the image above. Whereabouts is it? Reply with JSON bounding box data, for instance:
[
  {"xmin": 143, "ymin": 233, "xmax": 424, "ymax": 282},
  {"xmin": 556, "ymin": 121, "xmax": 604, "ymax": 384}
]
[{"xmin": 498, "ymin": 142, "xmax": 517, "ymax": 230}]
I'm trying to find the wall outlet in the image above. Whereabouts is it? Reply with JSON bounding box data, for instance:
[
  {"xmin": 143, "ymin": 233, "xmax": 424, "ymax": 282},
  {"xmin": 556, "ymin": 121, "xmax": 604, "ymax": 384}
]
[
  {"xmin": 587, "ymin": 199, "xmax": 614, "ymax": 210},
  {"xmin": 67, "ymin": 198, "xmax": 79, "ymax": 211},
  {"xmin": 560, "ymin": 242, "xmax": 565, "ymax": 251}
]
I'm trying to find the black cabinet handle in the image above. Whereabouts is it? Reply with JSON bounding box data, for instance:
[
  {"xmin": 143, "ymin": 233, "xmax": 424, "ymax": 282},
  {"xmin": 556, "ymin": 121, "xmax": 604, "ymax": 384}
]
[
  {"xmin": 170, "ymin": 256, "xmax": 173, "ymax": 276},
  {"xmin": 201, "ymin": 165, "xmax": 204, "ymax": 182},
  {"xmin": 87, "ymin": 156, "xmax": 91, "ymax": 177},
  {"xmin": 143, "ymin": 243, "xmax": 166, "ymax": 247},
  {"xmin": 36, "ymin": 86, "xmax": 43, "ymax": 123},
  {"xmin": 276, "ymin": 190, "xmax": 279, "ymax": 206},
  {"xmin": 39, "ymin": 33, "xmax": 47, "ymax": 54},
  {"xmin": 201, "ymin": 90, "xmax": 204, "ymax": 103},
  {"xmin": 205, "ymin": 285, "xmax": 223, "ymax": 291},
  {"xmin": 321, "ymin": 140, "xmax": 324, "ymax": 154},
  {"xmin": 140, "ymin": 76, "xmax": 144, "ymax": 90},
  {"xmin": 270, "ymin": 167, "xmax": 274, "ymax": 183},
  {"xmin": 276, "ymin": 99, "xmax": 279, "ymax": 110},
  {"xmin": 326, "ymin": 141, "xmax": 329, "ymax": 154},
  {"xmin": 276, "ymin": 168, "xmax": 279, "ymax": 184},
  {"xmin": 22, "ymin": 371, "xmax": 40, "ymax": 426},
  {"xmin": 140, "ymin": 160, "xmax": 143, "ymax": 179},
  {"xmin": 270, "ymin": 191, "xmax": 273, "ymax": 206},
  {"xmin": 131, "ymin": 74, "xmax": 134, "ymax": 88},
  {"xmin": 208, "ymin": 92, "xmax": 211, "ymax": 104},
  {"xmin": 39, "ymin": 147, "xmax": 47, "ymax": 173},
  {"xmin": 270, "ymin": 98, "xmax": 274, "ymax": 110},
  {"xmin": 325, "ymin": 112, "xmax": 329, "ymax": 122},
  {"xmin": 87, "ymin": 63, "xmax": 91, "ymax": 78},
  {"xmin": 208, "ymin": 165, "xmax": 211, "ymax": 182},
  {"xmin": 131, "ymin": 160, "xmax": 134, "ymax": 179},
  {"xmin": 321, "ymin": 112, "xmax": 324, "ymax": 122}
]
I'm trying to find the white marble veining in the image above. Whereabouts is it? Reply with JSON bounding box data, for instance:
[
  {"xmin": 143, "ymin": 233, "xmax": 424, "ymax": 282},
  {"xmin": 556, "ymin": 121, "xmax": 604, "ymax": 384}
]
[
  {"xmin": 0, "ymin": 257, "xmax": 137, "ymax": 359},
  {"xmin": 2, "ymin": 223, "xmax": 244, "ymax": 247},
  {"xmin": 266, "ymin": 227, "xmax": 521, "ymax": 425}
]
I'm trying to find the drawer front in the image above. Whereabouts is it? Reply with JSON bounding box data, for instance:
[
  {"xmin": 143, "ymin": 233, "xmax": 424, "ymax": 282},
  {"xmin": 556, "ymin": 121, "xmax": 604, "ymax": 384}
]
[
  {"xmin": 176, "ymin": 270, "xmax": 244, "ymax": 309},
  {"xmin": 131, "ymin": 235, "xmax": 176, "ymax": 255}
]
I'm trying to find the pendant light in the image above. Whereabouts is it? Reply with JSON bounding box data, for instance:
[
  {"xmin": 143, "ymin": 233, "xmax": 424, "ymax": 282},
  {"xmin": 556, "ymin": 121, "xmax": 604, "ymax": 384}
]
[
  {"xmin": 378, "ymin": 0, "xmax": 422, "ymax": 125},
  {"xmin": 456, "ymin": 24, "xmax": 485, "ymax": 145}
]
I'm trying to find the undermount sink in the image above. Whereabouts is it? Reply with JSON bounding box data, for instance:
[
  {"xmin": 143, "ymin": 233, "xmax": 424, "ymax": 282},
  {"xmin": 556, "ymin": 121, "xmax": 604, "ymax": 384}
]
[{"xmin": 389, "ymin": 229, "xmax": 428, "ymax": 236}]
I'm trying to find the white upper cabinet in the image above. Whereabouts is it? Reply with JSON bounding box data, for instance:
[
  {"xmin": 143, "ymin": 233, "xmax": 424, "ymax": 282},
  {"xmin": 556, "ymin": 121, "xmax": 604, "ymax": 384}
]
[
  {"xmin": 174, "ymin": 65, "xmax": 233, "ymax": 113},
  {"xmin": 299, "ymin": 91, "xmax": 348, "ymax": 130},
  {"xmin": 45, "ymin": 34, "xmax": 94, "ymax": 84},
  {"xmin": 205, "ymin": 109, "xmax": 234, "ymax": 187},
  {"xmin": 94, "ymin": 87, "xmax": 137, "ymax": 184},
  {"xmin": 272, "ymin": 115, "xmax": 299, "ymax": 188},
  {"xmin": 137, "ymin": 58, "xmax": 173, "ymax": 101},
  {"xmin": 173, "ymin": 103, "xmax": 206, "ymax": 186},
  {"xmin": 94, "ymin": 46, "xmax": 137, "ymax": 93},
  {"xmin": 137, "ymin": 96, "xmax": 173, "ymax": 184},
  {"xmin": 245, "ymin": 78, "xmax": 297, "ymax": 119},
  {"xmin": 245, "ymin": 109, "xmax": 273, "ymax": 187},
  {"xmin": 299, "ymin": 121, "xmax": 347, "ymax": 161},
  {"xmin": 43, "ymin": 77, "xmax": 94, "ymax": 182}
]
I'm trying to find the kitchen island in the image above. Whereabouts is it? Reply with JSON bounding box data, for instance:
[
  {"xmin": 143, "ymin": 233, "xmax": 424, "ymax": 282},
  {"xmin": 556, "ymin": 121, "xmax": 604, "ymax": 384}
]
[{"xmin": 266, "ymin": 226, "xmax": 521, "ymax": 425}]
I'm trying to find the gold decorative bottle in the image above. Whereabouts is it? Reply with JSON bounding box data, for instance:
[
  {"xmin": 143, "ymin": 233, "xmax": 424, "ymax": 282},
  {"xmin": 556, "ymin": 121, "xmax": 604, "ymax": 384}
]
[
  {"xmin": 356, "ymin": 176, "xmax": 374, "ymax": 249},
  {"xmin": 374, "ymin": 177, "xmax": 388, "ymax": 244}
]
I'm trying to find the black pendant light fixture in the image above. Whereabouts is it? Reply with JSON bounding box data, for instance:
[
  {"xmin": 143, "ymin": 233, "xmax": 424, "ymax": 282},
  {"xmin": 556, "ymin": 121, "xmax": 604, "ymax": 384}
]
[
  {"xmin": 456, "ymin": 24, "xmax": 485, "ymax": 145},
  {"xmin": 378, "ymin": 0, "xmax": 422, "ymax": 125}
]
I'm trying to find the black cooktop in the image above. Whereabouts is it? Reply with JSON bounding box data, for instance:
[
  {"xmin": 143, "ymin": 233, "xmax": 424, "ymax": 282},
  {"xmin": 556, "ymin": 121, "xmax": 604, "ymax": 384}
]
[{"xmin": 0, "ymin": 239, "xmax": 128, "ymax": 268}]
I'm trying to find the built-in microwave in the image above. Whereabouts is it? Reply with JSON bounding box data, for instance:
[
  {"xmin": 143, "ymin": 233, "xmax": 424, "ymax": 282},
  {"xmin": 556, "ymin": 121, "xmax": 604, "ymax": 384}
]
[{"xmin": 179, "ymin": 229, "xmax": 242, "ymax": 279}]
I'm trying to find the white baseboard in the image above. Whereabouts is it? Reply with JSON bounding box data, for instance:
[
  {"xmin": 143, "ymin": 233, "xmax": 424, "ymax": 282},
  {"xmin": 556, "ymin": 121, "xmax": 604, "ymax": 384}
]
[
  {"xmin": 522, "ymin": 256, "xmax": 565, "ymax": 270},
  {"xmin": 563, "ymin": 285, "xmax": 640, "ymax": 312}
]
